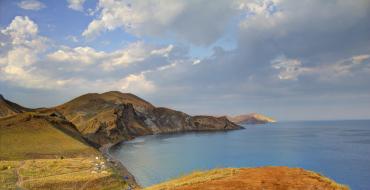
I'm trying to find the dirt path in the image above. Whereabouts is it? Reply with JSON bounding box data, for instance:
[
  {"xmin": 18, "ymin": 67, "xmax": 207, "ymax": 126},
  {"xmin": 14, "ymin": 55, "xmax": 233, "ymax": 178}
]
[{"xmin": 15, "ymin": 161, "xmax": 26, "ymax": 190}]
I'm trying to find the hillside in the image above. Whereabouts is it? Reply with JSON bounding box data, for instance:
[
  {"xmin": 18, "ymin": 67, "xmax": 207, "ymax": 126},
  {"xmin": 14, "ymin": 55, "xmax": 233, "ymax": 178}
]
[
  {"xmin": 228, "ymin": 113, "xmax": 276, "ymax": 124},
  {"xmin": 145, "ymin": 167, "xmax": 348, "ymax": 190},
  {"xmin": 0, "ymin": 95, "xmax": 31, "ymax": 118},
  {"xmin": 54, "ymin": 91, "xmax": 242, "ymax": 146},
  {"xmin": 0, "ymin": 112, "xmax": 131, "ymax": 190}
]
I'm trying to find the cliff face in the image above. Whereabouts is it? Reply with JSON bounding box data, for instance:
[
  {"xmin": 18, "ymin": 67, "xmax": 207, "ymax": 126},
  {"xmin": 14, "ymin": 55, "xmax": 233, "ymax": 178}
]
[
  {"xmin": 54, "ymin": 91, "xmax": 242, "ymax": 146},
  {"xmin": 228, "ymin": 113, "xmax": 276, "ymax": 125}
]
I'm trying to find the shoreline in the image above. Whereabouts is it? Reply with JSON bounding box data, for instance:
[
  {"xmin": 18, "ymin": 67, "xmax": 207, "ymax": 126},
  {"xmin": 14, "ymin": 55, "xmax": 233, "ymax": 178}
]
[{"xmin": 99, "ymin": 143, "xmax": 140, "ymax": 189}]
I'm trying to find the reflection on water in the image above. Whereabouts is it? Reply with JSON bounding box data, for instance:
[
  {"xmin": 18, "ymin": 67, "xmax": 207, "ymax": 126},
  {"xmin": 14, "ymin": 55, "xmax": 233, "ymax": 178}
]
[{"xmin": 111, "ymin": 120, "xmax": 370, "ymax": 189}]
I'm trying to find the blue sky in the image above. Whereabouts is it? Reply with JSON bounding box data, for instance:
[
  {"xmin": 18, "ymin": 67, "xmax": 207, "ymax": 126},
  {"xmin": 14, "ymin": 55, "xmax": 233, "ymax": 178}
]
[{"xmin": 0, "ymin": 0, "xmax": 370, "ymax": 121}]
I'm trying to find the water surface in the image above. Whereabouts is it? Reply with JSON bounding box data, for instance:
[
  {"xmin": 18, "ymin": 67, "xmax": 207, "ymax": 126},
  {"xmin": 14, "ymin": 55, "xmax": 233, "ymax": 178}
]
[{"xmin": 111, "ymin": 120, "xmax": 370, "ymax": 189}]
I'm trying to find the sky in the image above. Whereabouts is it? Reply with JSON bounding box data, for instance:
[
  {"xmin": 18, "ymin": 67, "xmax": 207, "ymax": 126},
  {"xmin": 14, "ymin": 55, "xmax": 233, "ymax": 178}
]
[{"xmin": 0, "ymin": 0, "xmax": 370, "ymax": 121}]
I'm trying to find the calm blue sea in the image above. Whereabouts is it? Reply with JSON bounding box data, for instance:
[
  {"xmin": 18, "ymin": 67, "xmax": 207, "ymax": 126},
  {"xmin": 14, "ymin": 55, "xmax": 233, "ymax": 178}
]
[{"xmin": 110, "ymin": 120, "xmax": 370, "ymax": 189}]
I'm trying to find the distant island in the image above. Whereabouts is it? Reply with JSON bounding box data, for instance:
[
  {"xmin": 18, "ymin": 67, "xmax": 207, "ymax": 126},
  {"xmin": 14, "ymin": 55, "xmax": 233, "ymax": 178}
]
[
  {"xmin": 227, "ymin": 113, "xmax": 276, "ymax": 125},
  {"xmin": 0, "ymin": 91, "xmax": 347, "ymax": 190}
]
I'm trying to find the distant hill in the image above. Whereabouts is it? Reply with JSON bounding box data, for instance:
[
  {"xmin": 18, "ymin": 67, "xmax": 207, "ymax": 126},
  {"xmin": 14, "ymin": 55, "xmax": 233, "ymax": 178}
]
[
  {"xmin": 145, "ymin": 167, "xmax": 348, "ymax": 190},
  {"xmin": 0, "ymin": 94, "xmax": 32, "ymax": 118},
  {"xmin": 227, "ymin": 113, "xmax": 276, "ymax": 124}
]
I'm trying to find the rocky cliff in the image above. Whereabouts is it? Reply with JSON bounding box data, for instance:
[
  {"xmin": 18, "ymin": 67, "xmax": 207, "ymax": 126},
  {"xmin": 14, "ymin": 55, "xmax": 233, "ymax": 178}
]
[{"xmin": 53, "ymin": 91, "xmax": 242, "ymax": 146}]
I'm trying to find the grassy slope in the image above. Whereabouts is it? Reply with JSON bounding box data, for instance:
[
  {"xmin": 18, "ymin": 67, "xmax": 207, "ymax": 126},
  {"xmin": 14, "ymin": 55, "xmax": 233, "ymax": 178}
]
[
  {"xmin": 145, "ymin": 167, "xmax": 349, "ymax": 190},
  {"xmin": 0, "ymin": 119, "xmax": 96, "ymax": 160},
  {"xmin": 0, "ymin": 113, "xmax": 127, "ymax": 190}
]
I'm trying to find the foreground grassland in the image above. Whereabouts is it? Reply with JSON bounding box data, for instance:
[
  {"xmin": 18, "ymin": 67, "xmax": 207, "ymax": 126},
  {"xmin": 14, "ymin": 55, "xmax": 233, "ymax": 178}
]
[
  {"xmin": 0, "ymin": 158, "xmax": 127, "ymax": 190},
  {"xmin": 0, "ymin": 113, "xmax": 128, "ymax": 190},
  {"xmin": 145, "ymin": 167, "xmax": 349, "ymax": 190}
]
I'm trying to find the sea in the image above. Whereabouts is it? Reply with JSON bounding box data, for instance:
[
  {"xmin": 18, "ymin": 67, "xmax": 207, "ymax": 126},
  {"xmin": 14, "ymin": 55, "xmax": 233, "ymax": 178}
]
[{"xmin": 110, "ymin": 120, "xmax": 370, "ymax": 189}]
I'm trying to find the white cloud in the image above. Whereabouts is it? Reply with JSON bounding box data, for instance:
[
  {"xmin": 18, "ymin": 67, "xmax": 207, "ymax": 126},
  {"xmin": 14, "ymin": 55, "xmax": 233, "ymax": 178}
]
[
  {"xmin": 117, "ymin": 73, "xmax": 156, "ymax": 93},
  {"xmin": 67, "ymin": 0, "xmax": 86, "ymax": 11},
  {"xmin": 17, "ymin": 0, "xmax": 46, "ymax": 11},
  {"xmin": 82, "ymin": 0, "xmax": 185, "ymax": 39},
  {"xmin": 100, "ymin": 42, "xmax": 174, "ymax": 71},
  {"xmin": 0, "ymin": 16, "xmax": 65, "ymax": 89},
  {"xmin": 47, "ymin": 46, "xmax": 107, "ymax": 65},
  {"xmin": 150, "ymin": 44, "xmax": 174, "ymax": 57},
  {"xmin": 272, "ymin": 54, "xmax": 370, "ymax": 81},
  {"xmin": 271, "ymin": 56, "xmax": 311, "ymax": 80},
  {"xmin": 157, "ymin": 62, "xmax": 177, "ymax": 71},
  {"xmin": 192, "ymin": 59, "xmax": 201, "ymax": 65},
  {"xmin": 1, "ymin": 16, "xmax": 39, "ymax": 45},
  {"xmin": 0, "ymin": 17, "xmax": 161, "ymax": 93},
  {"xmin": 320, "ymin": 54, "xmax": 370, "ymax": 79},
  {"xmin": 83, "ymin": 0, "xmax": 264, "ymax": 45},
  {"xmin": 46, "ymin": 41, "xmax": 176, "ymax": 74},
  {"xmin": 352, "ymin": 54, "xmax": 370, "ymax": 64}
]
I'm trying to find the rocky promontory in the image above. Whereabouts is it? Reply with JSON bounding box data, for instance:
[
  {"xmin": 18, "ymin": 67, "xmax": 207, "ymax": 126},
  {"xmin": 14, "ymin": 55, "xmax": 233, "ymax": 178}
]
[{"xmin": 50, "ymin": 91, "xmax": 243, "ymax": 146}]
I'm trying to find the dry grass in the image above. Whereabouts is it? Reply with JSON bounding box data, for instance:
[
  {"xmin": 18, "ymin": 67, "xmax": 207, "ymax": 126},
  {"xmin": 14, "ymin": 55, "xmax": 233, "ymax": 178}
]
[
  {"xmin": 0, "ymin": 114, "xmax": 98, "ymax": 160},
  {"xmin": 0, "ymin": 158, "xmax": 128, "ymax": 190},
  {"xmin": 0, "ymin": 161, "xmax": 20, "ymax": 190},
  {"xmin": 145, "ymin": 167, "xmax": 349, "ymax": 190},
  {"xmin": 0, "ymin": 113, "xmax": 127, "ymax": 190}
]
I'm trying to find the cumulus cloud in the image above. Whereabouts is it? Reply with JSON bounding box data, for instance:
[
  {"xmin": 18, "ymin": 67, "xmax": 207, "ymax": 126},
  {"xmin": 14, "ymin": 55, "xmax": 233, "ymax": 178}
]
[
  {"xmin": 82, "ymin": 0, "xmax": 185, "ymax": 39},
  {"xmin": 47, "ymin": 46, "xmax": 106, "ymax": 65},
  {"xmin": 117, "ymin": 73, "xmax": 156, "ymax": 93},
  {"xmin": 0, "ymin": 16, "xmax": 60, "ymax": 89},
  {"xmin": 17, "ymin": 0, "xmax": 46, "ymax": 11},
  {"xmin": 0, "ymin": 17, "xmax": 176, "ymax": 93},
  {"xmin": 67, "ymin": 0, "xmax": 86, "ymax": 11},
  {"xmin": 47, "ymin": 42, "xmax": 175, "ymax": 72}
]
